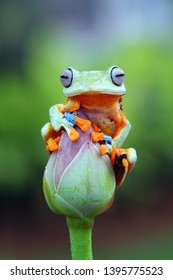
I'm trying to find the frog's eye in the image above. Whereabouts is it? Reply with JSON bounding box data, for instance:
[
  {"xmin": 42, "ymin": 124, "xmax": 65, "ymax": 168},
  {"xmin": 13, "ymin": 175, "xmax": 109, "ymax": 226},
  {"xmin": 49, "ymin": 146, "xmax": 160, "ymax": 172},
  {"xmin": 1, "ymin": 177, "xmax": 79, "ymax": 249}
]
[
  {"xmin": 60, "ymin": 68, "xmax": 73, "ymax": 88},
  {"xmin": 110, "ymin": 66, "xmax": 125, "ymax": 86}
]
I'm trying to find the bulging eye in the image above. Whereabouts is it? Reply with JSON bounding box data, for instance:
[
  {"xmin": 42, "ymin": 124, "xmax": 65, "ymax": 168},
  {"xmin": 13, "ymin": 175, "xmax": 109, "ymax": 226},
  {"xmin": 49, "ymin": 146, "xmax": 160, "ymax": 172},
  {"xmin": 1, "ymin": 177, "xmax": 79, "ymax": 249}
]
[
  {"xmin": 110, "ymin": 66, "xmax": 125, "ymax": 86},
  {"xmin": 60, "ymin": 68, "xmax": 73, "ymax": 88}
]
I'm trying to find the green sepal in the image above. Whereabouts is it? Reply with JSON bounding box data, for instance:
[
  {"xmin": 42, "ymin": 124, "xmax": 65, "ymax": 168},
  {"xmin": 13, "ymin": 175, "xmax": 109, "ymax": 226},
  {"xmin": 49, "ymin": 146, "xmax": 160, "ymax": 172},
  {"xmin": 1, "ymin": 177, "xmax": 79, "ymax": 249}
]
[{"xmin": 43, "ymin": 173, "xmax": 83, "ymax": 217}]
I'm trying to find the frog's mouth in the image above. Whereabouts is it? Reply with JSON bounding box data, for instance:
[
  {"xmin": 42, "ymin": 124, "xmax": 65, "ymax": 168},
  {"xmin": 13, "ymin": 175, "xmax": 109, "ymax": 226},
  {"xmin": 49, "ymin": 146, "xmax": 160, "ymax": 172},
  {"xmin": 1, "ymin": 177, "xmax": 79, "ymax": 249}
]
[
  {"xmin": 66, "ymin": 90, "xmax": 125, "ymax": 97},
  {"xmin": 82, "ymin": 90, "xmax": 125, "ymax": 95},
  {"xmin": 70, "ymin": 92, "xmax": 123, "ymax": 108}
]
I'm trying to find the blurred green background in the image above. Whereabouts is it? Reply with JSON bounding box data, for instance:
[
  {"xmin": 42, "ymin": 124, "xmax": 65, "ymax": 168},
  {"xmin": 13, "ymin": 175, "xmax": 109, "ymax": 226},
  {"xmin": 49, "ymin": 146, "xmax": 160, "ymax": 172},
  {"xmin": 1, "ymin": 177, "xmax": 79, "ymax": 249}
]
[{"xmin": 0, "ymin": 0, "xmax": 173, "ymax": 259}]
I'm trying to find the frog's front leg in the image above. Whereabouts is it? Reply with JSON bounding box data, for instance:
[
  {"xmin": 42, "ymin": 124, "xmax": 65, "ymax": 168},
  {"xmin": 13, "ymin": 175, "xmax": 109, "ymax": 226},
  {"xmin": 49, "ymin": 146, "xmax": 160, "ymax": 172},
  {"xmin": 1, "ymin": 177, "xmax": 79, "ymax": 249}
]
[
  {"xmin": 112, "ymin": 119, "xmax": 131, "ymax": 148},
  {"xmin": 49, "ymin": 99, "xmax": 91, "ymax": 142},
  {"xmin": 49, "ymin": 105, "xmax": 79, "ymax": 142}
]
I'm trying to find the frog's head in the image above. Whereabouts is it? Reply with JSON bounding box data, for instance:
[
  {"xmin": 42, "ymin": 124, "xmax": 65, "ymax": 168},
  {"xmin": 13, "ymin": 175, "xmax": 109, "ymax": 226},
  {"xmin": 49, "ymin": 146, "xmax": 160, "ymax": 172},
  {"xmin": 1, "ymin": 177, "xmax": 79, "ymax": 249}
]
[{"xmin": 60, "ymin": 66, "xmax": 126, "ymax": 97}]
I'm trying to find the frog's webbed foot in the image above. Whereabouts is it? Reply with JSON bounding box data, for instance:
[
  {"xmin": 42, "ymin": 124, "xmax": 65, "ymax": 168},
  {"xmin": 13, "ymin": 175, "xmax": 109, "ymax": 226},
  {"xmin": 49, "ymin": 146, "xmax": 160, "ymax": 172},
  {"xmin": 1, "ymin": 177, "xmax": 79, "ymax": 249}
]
[
  {"xmin": 91, "ymin": 130, "xmax": 113, "ymax": 155},
  {"xmin": 111, "ymin": 147, "xmax": 137, "ymax": 187},
  {"xmin": 63, "ymin": 112, "xmax": 91, "ymax": 132},
  {"xmin": 63, "ymin": 112, "xmax": 91, "ymax": 142}
]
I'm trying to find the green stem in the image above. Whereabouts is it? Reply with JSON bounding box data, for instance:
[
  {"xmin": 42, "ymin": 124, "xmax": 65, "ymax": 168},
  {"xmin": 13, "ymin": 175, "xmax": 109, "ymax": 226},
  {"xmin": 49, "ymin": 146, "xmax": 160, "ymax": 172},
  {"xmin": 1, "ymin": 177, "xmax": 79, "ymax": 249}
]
[{"xmin": 66, "ymin": 216, "xmax": 94, "ymax": 260}]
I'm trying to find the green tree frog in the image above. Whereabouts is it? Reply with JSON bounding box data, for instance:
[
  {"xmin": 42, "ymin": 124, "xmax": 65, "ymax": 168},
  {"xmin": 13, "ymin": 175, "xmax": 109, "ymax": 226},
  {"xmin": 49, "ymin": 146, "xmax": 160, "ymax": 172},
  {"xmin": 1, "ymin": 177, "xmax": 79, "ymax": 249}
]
[{"xmin": 41, "ymin": 66, "xmax": 137, "ymax": 187}]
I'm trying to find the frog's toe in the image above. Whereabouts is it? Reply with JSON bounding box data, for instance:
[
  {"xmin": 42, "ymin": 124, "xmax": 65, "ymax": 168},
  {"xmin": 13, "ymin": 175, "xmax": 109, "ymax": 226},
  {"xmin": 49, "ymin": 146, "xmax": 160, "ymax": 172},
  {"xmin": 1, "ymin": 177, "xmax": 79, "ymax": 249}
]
[
  {"xmin": 67, "ymin": 126, "xmax": 80, "ymax": 142},
  {"xmin": 46, "ymin": 138, "xmax": 59, "ymax": 152},
  {"xmin": 92, "ymin": 123, "xmax": 101, "ymax": 132},
  {"xmin": 62, "ymin": 113, "xmax": 80, "ymax": 141},
  {"xmin": 100, "ymin": 144, "xmax": 113, "ymax": 155},
  {"xmin": 91, "ymin": 131, "xmax": 104, "ymax": 142},
  {"xmin": 91, "ymin": 131, "xmax": 112, "ymax": 143},
  {"xmin": 75, "ymin": 116, "xmax": 91, "ymax": 132},
  {"xmin": 100, "ymin": 144, "xmax": 107, "ymax": 155}
]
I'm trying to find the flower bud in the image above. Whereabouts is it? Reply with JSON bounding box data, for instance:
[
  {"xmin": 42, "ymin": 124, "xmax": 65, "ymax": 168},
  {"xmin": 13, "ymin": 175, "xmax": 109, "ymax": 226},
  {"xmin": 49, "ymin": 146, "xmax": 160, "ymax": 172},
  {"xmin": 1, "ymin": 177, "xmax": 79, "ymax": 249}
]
[{"xmin": 43, "ymin": 109, "xmax": 116, "ymax": 218}]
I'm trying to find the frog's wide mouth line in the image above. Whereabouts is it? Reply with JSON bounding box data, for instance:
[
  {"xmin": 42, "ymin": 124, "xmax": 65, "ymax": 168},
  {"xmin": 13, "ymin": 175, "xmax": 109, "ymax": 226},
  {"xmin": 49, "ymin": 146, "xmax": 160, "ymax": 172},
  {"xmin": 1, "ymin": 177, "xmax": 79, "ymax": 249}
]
[{"xmin": 64, "ymin": 90, "xmax": 125, "ymax": 97}]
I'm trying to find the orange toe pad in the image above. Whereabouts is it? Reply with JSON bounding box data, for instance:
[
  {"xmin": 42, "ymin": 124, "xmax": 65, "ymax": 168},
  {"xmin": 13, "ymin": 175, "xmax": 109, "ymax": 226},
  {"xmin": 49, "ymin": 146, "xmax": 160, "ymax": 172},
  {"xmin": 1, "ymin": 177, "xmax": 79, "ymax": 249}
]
[
  {"xmin": 91, "ymin": 131, "xmax": 104, "ymax": 142},
  {"xmin": 46, "ymin": 138, "xmax": 59, "ymax": 152},
  {"xmin": 75, "ymin": 116, "xmax": 91, "ymax": 131},
  {"xmin": 69, "ymin": 127, "xmax": 80, "ymax": 142},
  {"xmin": 100, "ymin": 145, "xmax": 107, "ymax": 155}
]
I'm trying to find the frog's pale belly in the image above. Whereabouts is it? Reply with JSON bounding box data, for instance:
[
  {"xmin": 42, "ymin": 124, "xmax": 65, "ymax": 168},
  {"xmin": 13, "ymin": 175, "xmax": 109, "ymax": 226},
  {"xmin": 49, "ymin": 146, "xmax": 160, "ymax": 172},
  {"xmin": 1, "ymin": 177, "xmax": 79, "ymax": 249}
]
[
  {"xmin": 71, "ymin": 93, "xmax": 125, "ymax": 137},
  {"xmin": 83, "ymin": 107, "xmax": 117, "ymax": 136}
]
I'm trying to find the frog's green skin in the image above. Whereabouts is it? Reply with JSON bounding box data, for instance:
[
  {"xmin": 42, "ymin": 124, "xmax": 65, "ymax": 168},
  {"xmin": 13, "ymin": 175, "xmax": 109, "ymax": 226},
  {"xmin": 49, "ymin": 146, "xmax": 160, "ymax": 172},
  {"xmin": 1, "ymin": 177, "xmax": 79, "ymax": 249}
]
[{"xmin": 41, "ymin": 66, "xmax": 137, "ymax": 187}]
